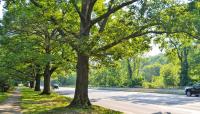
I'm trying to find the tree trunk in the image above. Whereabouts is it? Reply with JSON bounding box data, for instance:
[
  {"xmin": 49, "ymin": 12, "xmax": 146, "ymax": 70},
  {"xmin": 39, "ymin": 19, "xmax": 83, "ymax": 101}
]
[
  {"xmin": 41, "ymin": 63, "xmax": 51, "ymax": 95},
  {"xmin": 69, "ymin": 53, "xmax": 91, "ymax": 107},
  {"xmin": 127, "ymin": 59, "xmax": 133, "ymax": 87},
  {"xmin": 136, "ymin": 58, "xmax": 140, "ymax": 77},
  {"xmin": 30, "ymin": 81, "xmax": 35, "ymax": 88},
  {"xmin": 180, "ymin": 47, "xmax": 190, "ymax": 86},
  {"xmin": 69, "ymin": 0, "xmax": 92, "ymax": 107},
  {"xmin": 34, "ymin": 74, "xmax": 41, "ymax": 91}
]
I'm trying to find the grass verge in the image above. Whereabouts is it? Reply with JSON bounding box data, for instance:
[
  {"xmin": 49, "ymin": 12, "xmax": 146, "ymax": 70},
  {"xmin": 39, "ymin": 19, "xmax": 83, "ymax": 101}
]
[
  {"xmin": 0, "ymin": 92, "xmax": 9, "ymax": 103},
  {"xmin": 20, "ymin": 87, "xmax": 122, "ymax": 114}
]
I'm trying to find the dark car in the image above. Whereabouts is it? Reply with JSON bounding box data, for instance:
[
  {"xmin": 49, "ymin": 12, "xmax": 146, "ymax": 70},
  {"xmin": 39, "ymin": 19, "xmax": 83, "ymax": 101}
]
[
  {"xmin": 52, "ymin": 84, "xmax": 59, "ymax": 89},
  {"xmin": 185, "ymin": 83, "xmax": 200, "ymax": 97}
]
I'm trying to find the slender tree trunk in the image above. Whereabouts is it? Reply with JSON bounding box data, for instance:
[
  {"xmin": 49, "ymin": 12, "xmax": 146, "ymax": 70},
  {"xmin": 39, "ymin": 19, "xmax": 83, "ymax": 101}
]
[
  {"xmin": 30, "ymin": 81, "xmax": 35, "ymax": 88},
  {"xmin": 34, "ymin": 74, "xmax": 41, "ymax": 91},
  {"xmin": 180, "ymin": 47, "xmax": 190, "ymax": 86},
  {"xmin": 136, "ymin": 58, "xmax": 140, "ymax": 77},
  {"xmin": 69, "ymin": 53, "xmax": 91, "ymax": 107},
  {"xmin": 127, "ymin": 59, "xmax": 133, "ymax": 87},
  {"xmin": 41, "ymin": 63, "xmax": 51, "ymax": 95}
]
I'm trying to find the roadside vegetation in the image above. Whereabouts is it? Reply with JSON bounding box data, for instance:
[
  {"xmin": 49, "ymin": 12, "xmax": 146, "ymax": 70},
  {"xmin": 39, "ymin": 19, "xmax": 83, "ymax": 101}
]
[
  {"xmin": 0, "ymin": 92, "xmax": 9, "ymax": 103},
  {"xmin": 54, "ymin": 52, "xmax": 200, "ymax": 89},
  {"xmin": 20, "ymin": 87, "xmax": 122, "ymax": 114}
]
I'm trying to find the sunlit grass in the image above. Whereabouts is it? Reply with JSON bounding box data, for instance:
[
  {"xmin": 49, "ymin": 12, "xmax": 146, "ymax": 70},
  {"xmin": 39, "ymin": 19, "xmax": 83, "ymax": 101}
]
[
  {"xmin": 0, "ymin": 92, "xmax": 9, "ymax": 103},
  {"xmin": 20, "ymin": 87, "xmax": 122, "ymax": 114}
]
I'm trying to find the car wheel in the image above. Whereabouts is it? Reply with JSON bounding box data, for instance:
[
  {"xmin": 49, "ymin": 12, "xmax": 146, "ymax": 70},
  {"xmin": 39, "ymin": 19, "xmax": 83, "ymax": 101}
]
[
  {"xmin": 195, "ymin": 94, "xmax": 199, "ymax": 97},
  {"xmin": 186, "ymin": 91, "xmax": 192, "ymax": 97}
]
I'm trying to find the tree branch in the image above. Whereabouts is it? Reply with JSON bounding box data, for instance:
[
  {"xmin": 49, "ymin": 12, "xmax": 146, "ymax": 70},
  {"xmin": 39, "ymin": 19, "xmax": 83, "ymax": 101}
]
[
  {"xmin": 184, "ymin": 31, "xmax": 200, "ymax": 40},
  {"xmin": 98, "ymin": 0, "xmax": 114, "ymax": 32},
  {"xmin": 93, "ymin": 30, "xmax": 175, "ymax": 53},
  {"xmin": 87, "ymin": 0, "xmax": 98, "ymax": 19},
  {"xmin": 72, "ymin": 0, "xmax": 85, "ymax": 21},
  {"xmin": 169, "ymin": 39, "xmax": 182, "ymax": 61},
  {"xmin": 30, "ymin": 0, "xmax": 43, "ymax": 8},
  {"xmin": 90, "ymin": 0, "xmax": 138, "ymax": 27},
  {"xmin": 50, "ymin": 66, "xmax": 57, "ymax": 75}
]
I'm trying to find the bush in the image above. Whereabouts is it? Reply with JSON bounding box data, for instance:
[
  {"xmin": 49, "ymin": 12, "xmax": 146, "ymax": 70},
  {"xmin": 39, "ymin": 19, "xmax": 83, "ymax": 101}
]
[
  {"xmin": 160, "ymin": 64, "xmax": 179, "ymax": 87},
  {"xmin": 132, "ymin": 76, "xmax": 143, "ymax": 87},
  {"xmin": 142, "ymin": 76, "xmax": 164, "ymax": 88},
  {"xmin": 142, "ymin": 81, "xmax": 151, "ymax": 88}
]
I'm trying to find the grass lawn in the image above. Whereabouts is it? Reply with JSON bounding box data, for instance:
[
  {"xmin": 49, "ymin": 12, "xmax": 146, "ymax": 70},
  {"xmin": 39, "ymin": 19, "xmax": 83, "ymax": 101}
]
[
  {"xmin": 20, "ymin": 87, "xmax": 122, "ymax": 114},
  {"xmin": 0, "ymin": 92, "xmax": 9, "ymax": 103}
]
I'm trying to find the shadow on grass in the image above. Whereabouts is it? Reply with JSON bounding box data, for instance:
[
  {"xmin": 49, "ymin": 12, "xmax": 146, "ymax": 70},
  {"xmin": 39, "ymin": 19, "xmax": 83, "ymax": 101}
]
[
  {"xmin": 36, "ymin": 106, "xmax": 122, "ymax": 114},
  {"xmin": 21, "ymin": 87, "xmax": 121, "ymax": 114},
  {"xmin": 22, "ymin": 103, "xmax": 122, "ymax": 114}
]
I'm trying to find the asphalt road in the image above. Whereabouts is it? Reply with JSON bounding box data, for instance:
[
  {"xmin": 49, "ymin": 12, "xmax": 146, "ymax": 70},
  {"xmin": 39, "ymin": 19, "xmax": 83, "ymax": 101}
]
[{"xmin": 55, "ymin": 87, "xmax": 200, "ymax": 114}]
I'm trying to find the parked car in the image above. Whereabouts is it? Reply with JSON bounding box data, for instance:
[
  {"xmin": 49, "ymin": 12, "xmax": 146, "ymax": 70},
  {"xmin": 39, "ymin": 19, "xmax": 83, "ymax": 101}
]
[
  {"xmin": 185, "ymin": 83, "xmax": 200, "ymax": 97},
  {"xmin": 52, "ymin": 84, "xmax": 59, "ymax": 89}
]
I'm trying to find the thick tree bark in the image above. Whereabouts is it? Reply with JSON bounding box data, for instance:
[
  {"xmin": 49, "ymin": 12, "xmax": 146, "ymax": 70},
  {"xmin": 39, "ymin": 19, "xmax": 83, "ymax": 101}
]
[
  {"xmin": 41, "ymin": 63, "xmax": 51, "ymax": 95},
  {"xmin": 34, "ymin": 74, "xmax": 41, "ymax": 91},
  {"xmin": 69, "ymin": 53, "xmax": 91, "ymax": 107},
  {"xmin": 30, "ymin": 81, "xmax": 35, "ymax": 88},
  {"xmin": 69, "ymin": 0, "xmax": 92, "ymax": 107}
]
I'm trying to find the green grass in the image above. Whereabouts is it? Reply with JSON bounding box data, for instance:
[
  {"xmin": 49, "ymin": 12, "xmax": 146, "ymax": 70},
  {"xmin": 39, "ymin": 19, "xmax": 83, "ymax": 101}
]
[
  {"xmin": 0, "ymin": 92, "xmax": 9, "ymax": 103},
  {"xmin": 20, "ymin": 87, "xmax": 122, "ymax": 114}
]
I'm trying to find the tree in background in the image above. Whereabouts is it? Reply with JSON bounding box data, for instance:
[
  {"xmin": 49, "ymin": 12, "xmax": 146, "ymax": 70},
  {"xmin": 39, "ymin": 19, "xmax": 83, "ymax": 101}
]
[
  {"xmin": 161, "ymin": 35, "xmax": 192, "ymax": 86},
  {"xmin": 187, "ymin": 41, "xmax": 200, "ymax": 84},
  {"xmin": 1, "ymin": 1, "xmax": 75, "ymax": 94},
  {"xmin": 142, "ymin": 63, "xmax": 161, "ymax": 82},
  {"xmin": 160, "ymin": 64, "xmax": 179, "ymax": 87},
  {"xmin": 127, "ymin": 56, "xmax": 143, "ymax": 87}
]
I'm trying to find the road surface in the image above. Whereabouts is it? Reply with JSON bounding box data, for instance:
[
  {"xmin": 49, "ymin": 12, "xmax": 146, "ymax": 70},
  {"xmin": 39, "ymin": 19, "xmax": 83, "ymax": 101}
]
[{"xmin": 55, "ymin": 87, "xmax": 200, "ymax": 114}]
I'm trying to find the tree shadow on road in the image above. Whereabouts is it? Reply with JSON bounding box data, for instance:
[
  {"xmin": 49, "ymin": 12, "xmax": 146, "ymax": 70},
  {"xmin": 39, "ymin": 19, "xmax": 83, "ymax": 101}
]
[
  {"xmin": 152, "ymin": 112, "xmax": 171, "ymax": 114},
  {"xmin": 109, "ymin": 93, "xmax": 200, "ymax": 106}
]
